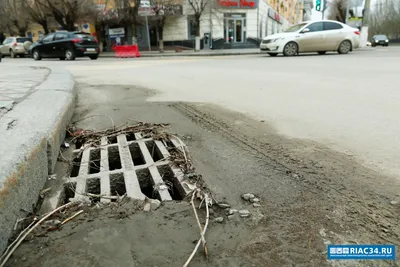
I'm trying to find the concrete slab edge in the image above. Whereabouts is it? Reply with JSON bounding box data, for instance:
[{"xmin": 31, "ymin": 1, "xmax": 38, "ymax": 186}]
[
  {"xmin": 0, "ymin": 67, "xmax": 76, "ymax": 254},
  {"xmin": 100, "ymin": 52, "xmax": 262, "ymax": 58}
]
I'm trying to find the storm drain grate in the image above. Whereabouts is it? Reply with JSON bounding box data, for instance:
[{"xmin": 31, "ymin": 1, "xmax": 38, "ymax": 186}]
[{"xmin": 66, "ymin": 132, "xmax": 192, "ymax": 203}]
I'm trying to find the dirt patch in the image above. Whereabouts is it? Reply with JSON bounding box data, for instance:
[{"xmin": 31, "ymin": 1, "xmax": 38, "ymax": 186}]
[{"xmin": 5, "ymin": 84, "xmax": 400, "ymax": 267}]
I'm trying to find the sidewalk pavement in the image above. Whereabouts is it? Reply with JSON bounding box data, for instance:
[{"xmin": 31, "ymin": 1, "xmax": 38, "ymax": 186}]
[
  {"xmin": 0, "ymin": 67, "xmax": 49, "ymax": 118},
  {"xmin": 0, "ymin": 66, "xmax": 76, "ymax": 254},
  {"xmin": 100, "ymin": 48, "xmax": 261, "ymax": 58},
  {"xmin": 99, "ymin": 46, "xmax": 376, "ymax": 58}
]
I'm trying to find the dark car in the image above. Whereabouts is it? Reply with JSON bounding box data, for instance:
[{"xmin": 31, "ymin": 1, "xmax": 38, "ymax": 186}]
[
  {"xmin": 29, "ymin": 31, "xmax": 99, "ymax": 60},
  {"xmin": 371, "ymin": 35, "xmax": 389, "ymax": 47}
]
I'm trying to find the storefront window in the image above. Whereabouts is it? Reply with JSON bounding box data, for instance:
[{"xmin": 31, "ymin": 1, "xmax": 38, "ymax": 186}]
[{"xmin": 224, "ymin": 13, "xmax": 246, "ymax": 43}]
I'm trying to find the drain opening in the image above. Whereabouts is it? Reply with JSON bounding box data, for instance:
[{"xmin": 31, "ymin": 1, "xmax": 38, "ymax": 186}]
[
  {"xmin": 110, "ymin": 173, "xmax": 126, "ymax": 202},
  {"xmin": 75, "ymin": 139, "xmax": 84, "ymax": 150},
  {"xmin": 158, "ymin": 165, "xmax": 185, "ymax": 200},
  {"xmin": 63, "ymin": 182, "xmax": 76, "ymax": 204},
  {"xmin": 108, "ymin": 135, "xmax": 118, "ymax": 144},
  {"xmin": 145, "ymin": 141, "xmax": 163, "ymax": 162},
  {"xmin": 136, "ymin": 168, "xmax": 160, "ymax": 200},
  {"xmin": 70, "ymin": 152, "xmax": 82, "ymax": 177},
  {"xmin": 86, "ymin": 178, "xmax": 101, "ymax": 202},
  {"xmin": 129, "ymin": 143, "xmax": 146, "ymax": 166},
  {"xmin": 165, "ymin": 140, "xmax": 175, "ymax": 149},
  {"xmin": 126, "ymin": 133, "xmax": 136, "ymax": 141},
  {"xmin": 108, "ymin": 146, "xmax": 122, "ymax": 170},
  {"xmin": 89, "ymin": 149, "xmax": 101, "ymax": 174}
]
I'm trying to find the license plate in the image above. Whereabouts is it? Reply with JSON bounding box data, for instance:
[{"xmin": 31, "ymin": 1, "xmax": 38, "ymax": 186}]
[{"xmin": 87, "ymin": 48, "xmax": 95, "ymax": 52}]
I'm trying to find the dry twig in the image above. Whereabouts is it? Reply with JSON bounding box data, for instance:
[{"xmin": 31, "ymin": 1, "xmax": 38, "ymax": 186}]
[
  {"xmin": 183, "ymin": 190, "xmax": 210, "ymax": 267},
  {"xmin": 0, "ymin": 202, "xmax": 77, "ymax": 267},
  {"xmin": 61, "ymin": 210, "xmax": 84, "ymax": 225},
  {"xmin": 0, "ymin": 218, "xmax": 37, "ymax": 264}
]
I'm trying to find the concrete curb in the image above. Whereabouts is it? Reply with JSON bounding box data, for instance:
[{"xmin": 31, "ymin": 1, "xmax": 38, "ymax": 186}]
[
  {"xmin": 0, "ymin": 67, "xmax": 75, "ymax": 254},
  {"xmin": 100, "ymin": 51, "xmax": 261, "ymax": 58}
]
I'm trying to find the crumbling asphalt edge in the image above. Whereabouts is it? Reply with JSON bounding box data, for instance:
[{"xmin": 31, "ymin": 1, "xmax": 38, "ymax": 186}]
[{"xmin": 0, "ymin": 67, "xmax": 76, "ymax": 254}]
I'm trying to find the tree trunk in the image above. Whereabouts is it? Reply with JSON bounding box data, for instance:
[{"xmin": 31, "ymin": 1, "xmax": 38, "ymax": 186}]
[
  {"xmin": 7, "ymin": 25, "xmax": 15, "ymax": 36},
  {"xmin": 157, "ymin": 18, "xmax": 165, "ymax": 53},
  {"xmin": 42, "ymin": 22, "xmax": 49, "ymax": 35},
  {"xmin": 195, "ymin": 14, "xmax": 201, "ymax": 51},
  {"xmin": 18, "ymin": 28, "xmax": 26, "ymax": 37}
]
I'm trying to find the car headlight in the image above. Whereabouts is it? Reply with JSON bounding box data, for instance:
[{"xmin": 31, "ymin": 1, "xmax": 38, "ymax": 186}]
[
  {"xmin": 271, "ymin": 38, "xmax": 285, "ymax": 43},
  {"xmin": 386, "ymin": 40, "xmax": 389, "ymax": 42}
]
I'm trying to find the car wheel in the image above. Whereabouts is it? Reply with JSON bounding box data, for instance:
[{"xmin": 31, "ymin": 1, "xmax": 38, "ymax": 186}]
[
  {"xmin": 89, "ymin": 55, "xmax": 98, "ymax": 60},
  {"xmin": 338, "ymin": 40, "xmax": 352, "ymax": 54},
  {"xmin": 65, "ymin": 49, "xmax": 76, "ymax": 60},
  {"xmin": 10, "ymin": 50, "xmax": 16, "ymax": 58},
  {"xmin": 19, "ymin": 54, "xmax": 25, "ymax": 58},
  {"xmin": 32, "ymin": 49, "xmax": 42, "ymax": 61},
  {"xmin": 283, "ymin": 42, "xmax": 298, "ymax": 56},
  {"xmin": 318, "ymin": 51, "xmax": 327, "ymax": 55},
  {"xmin": 267, "ymin": 53, "xmax": 278, "ymax": 57},
  {"xmin": 59, "ymin": 57, "xmax": 66, "ymax": 60}
]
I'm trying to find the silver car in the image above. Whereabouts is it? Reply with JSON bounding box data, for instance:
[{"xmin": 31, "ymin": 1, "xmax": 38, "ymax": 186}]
[
  {"xmin": 0, "ymin": 37, "xmax": 33, "ymax": 58},
  {"xmin": 260, "ymin": 20, "xmax": 360, "ymax": 56}
]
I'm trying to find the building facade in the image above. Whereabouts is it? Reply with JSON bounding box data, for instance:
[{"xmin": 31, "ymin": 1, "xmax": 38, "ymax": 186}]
[{"xmin": 136, "ymin": 0, "xmax": 298, "ymax": 50}]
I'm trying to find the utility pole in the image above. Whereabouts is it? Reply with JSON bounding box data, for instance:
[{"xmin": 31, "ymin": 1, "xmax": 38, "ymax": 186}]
[
  {"xmin": 360, "ymin": 0, "xmax": 371, "ymax": 47},
  {"xmin": 322, "ymin": 0, "xmax": 327, "ymax": 19}
]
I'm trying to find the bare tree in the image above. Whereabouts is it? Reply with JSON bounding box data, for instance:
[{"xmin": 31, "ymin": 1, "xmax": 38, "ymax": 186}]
[
  {"xmin": 112, "ymin": 0, "xmax": 141, "ymax": 44},
  {"xmin": 2, "ymin": 0, "xmax": 30, "ymax": 36},
  {"xmin": 24, "ymin": 0, "xmax": 50, "ymax": 34},
  {"xmin": 152, "ymin": 0, "xmax": 183, "ymax": 52},
  {"xmin": 369, "ymin": 0, "xmax": 400, "ymax": 39},
  {"xmin": 43, "ymin": 0, "xmax": 96, "ymax": 31},
  {"xmin": 327, "ymin": 0, "xmax": 347, "ymax": 23},
  {"xmin": 187, "ymin": 0, "xmax": 209, "ymax": 51}
]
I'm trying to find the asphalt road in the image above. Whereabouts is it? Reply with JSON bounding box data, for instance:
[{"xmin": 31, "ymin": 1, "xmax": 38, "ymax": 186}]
[{"xmin": 2, "ymin": 46, "xmax": 399, "ymax": 178}]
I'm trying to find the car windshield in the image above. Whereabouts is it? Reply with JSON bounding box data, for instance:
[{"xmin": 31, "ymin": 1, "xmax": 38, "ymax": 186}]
[
  {"xmin": 374, "ymin": 35, "xmax": 388, "ymax": 40},
  {"xmin": 284, "ymin": 23, "xmax": 308, "ymax": 33},
  {"xmin": 16, "ymin": 38, "xmax": 32, "ymax": 43}
]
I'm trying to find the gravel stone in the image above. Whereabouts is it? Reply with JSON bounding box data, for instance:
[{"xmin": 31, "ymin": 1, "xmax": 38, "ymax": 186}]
[
  {"xmin": 239, "ymin": 210, "xmax": 250, "ymax": 217},
  {"xmin": 250, "ymin": 198, "xmax": 260, "ymax": 203},
  {"xmin": 242, "ymin": 193, "xmax": 255, "ymax": 201},
  {"xmin": 218, "ymin": 203, "xmax": 231, "ymax": 208},
  {"xmin": 143, "ymin": 203, "xmax": 151, "ymax": 212},
  {"xmin": 150, "ymin": 199, "xmax": 161, "ymax": 210},
  {"xmin": 214, "ymin": 217, "xmax": 224, "ymax": 223},
  {"xmin": 227, "ymin": 209, "xmax": 238, "ymax": 215}
]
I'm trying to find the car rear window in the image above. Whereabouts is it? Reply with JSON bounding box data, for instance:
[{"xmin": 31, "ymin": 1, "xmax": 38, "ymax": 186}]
[
  {"xmin": 17, "ymin": 38, "xmax": 32, "ymax": 43},
  {"xmin": 74, "ymin": 34, "xmax": 91, "ymax": 39}
]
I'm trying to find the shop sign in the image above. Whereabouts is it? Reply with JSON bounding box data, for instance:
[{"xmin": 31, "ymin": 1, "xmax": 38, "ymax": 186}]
[
  {"xmin": 155, "ymin": 5, "xmax": 183, "ymax": 16},
  {"xmin": 268, "ymin": 8, "xmax": 280, "ymax": 22},
  {"xmin": 218, "ymin": 0, "xmax": 259, "ymax": 9},
  {"xmin": 108, "ymin": 28, "xmax": 125, "ymax": 37},
  {"xmin": 139, "ymin": 0, "xmax": 155, "ymax": 16}
]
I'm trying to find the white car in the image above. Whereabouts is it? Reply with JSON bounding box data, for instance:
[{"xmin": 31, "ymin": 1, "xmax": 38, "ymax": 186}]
[
  {"xmin": 260, "ymin": 20, "xmax": 360, "ymax": 56},
  {"xmin": 0, "ymin": 37, "xmax": 33, "ymax": 58}
]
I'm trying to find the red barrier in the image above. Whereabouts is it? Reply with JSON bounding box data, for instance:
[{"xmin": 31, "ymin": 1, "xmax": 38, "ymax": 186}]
[
  {"xmin": 111, "ymin": 44, "xmax": 117, "ymax": 51},
  {"xmin": 115, "ymin": 45, "xmax": 141, "ymax": 58}
]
